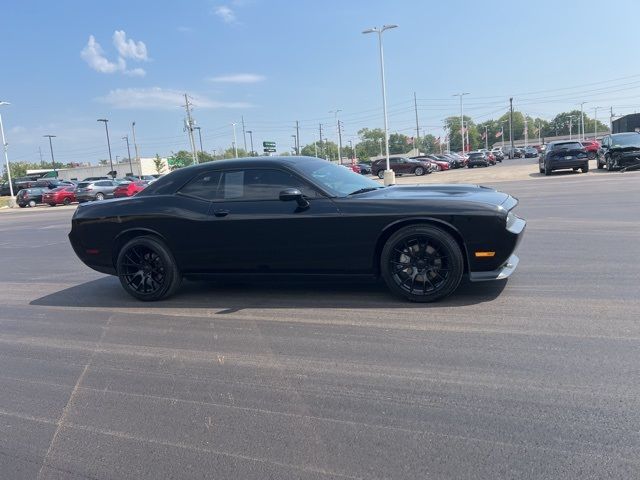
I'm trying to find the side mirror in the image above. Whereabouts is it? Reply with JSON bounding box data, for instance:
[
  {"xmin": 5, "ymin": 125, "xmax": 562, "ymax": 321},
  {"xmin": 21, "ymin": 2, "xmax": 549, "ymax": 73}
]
[{"xmin": 279, "ymin": 188, "xmax": 309, "ymax": 208}]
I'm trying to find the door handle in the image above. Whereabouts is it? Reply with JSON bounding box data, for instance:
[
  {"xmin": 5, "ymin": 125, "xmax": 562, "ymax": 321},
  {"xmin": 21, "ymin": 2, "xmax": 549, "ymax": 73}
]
[{"xmin": 213, "ymin": 209, "xmax": 230, "ymax": 217}]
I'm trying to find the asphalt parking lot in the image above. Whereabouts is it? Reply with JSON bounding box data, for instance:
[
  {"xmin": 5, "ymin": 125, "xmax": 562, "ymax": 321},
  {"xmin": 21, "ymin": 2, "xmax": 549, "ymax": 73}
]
[{"xmin": 1, "ymin": 163, "xmax": 639, "ymax": 479}]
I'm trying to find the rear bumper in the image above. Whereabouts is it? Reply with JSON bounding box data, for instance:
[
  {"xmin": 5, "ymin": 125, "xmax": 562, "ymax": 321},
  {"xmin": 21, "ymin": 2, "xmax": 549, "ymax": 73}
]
[
  {"xmin": 469, "ymin": 254, "xmax": 519, "ymax": 281},
  {"xmin": 548, "ymin": 159, "xmax": 588, "ymax": 170}
]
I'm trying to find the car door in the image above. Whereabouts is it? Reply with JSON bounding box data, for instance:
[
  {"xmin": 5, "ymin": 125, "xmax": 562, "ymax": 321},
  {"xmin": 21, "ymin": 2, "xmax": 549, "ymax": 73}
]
[{"xmin": 180, "ymin": 167, "xmax": 343, "ymax": 273}]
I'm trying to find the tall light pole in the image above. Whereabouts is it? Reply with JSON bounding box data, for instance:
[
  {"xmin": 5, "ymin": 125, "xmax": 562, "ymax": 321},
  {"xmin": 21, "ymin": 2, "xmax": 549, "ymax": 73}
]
[
  {"xmin": 43, "ymin": 135, "xmax": 57, "ymax": 175},
  {"xmin": 246, "ymin": 130, "xmax": 254, "ymax": 156},
  {"xmin": 329, "ymin": 109, "xmax": 342, "ymax": 163},
  {"xmin": 483, "ymin": 126, "xmax": 489, "ymax": 151},
  {"xmin": 579, "ymin": 102, "xmax": 587, "ymax": 140},
  {"xmin": 291, "ymin": 134, "xmax": 297, "ymax": 154},
  {"xmin": 453, "ymin": 93, "xmax": 470, "ymax": 154},
  {"xmin": 377, "ymin": 137, "xmax": 383, "ymax": 156},
  {"xmin": 568, "ymin": 116, "xmax": 576, "ymax": 140},
  {"xmin": 193, "ymin": 126, "xmax": 204, "ymax": 153},
  {"xmin": 131, "ymin": 121, "xmax": 142, "ymax": 177},
  {"xmin": 0, "ymin": 101, "xmax": 15, "ymax": 199},
  {"xmin": 97, "ymin": 119, "xmax": 114, "ymax": 177},
  {"xmin": 231, "ymin": 123, "xmax": 238, "ymax": 158},
  {"xmin": 363, "ymin": 24, "xmax": 398, "ymax": 186},
  {"xmin": 593, "ymin": 106, "xmax": 602, "ymax": 140},
  {"xmin": 122, "ymin": 135, "xmax": 133, "ymax": 176}
]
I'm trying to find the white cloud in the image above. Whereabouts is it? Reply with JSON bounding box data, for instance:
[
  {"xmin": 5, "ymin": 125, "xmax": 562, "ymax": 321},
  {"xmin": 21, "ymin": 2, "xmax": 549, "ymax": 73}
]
[
  {"xmin": 207, "ymin": 73, "xmax": 265, "ymax": 84},
  {"xmin": 98, "ymin": 87, "xmax": 252, "ymax": 110},
  {"xmin": 214, "ymin": 5, "xmax": 236, "ymax": 23},
  {"xmin": 112, "ymin": 30, "xmax": 148, "ymax": 61},
  {"xmin": 80, "ymin": 35, "xmax": 124, "ymax": 74},
  {"xmin": 80, "ymin": 31, "xmax": 147, "ymax": 76}
]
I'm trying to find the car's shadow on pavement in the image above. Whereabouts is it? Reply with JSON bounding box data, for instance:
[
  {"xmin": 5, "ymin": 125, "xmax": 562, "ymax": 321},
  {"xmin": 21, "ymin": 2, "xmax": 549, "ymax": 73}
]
[{"xmin": 31, "ymin": 275, "xmax": 507, "ymax": 311}]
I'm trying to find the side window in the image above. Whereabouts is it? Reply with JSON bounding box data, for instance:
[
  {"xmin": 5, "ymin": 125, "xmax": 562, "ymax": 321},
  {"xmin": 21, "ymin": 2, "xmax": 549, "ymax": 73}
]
[
  {"xmin": 178, "ymin": 171, "xmax": 222, "ymax": 200},
  {"xmin": 220, "ymin": 168, "xmax": 320, "ymax": 201},
  {"xmin": 95, "ymin": 181, "xmax": 108, "ymax": 187}
]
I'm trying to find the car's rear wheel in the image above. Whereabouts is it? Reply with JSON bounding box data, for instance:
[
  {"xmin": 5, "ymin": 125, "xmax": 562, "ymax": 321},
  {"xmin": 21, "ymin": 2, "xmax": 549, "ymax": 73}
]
[
  {"xmin": 49, "ymin": 203, "xmax": 56, "ymax": 207},
  {"xmin": 582, "ymin": 163, "xmax": 589, "ymax": 173},
  {"xmin": 95, "ymin": 192, "xmax": 105, "ymax": 201},
  {"xmin": 18, "ymin": 204, "xmax": 26, "ymax": 208},
  {"xmin": 63, "ymin": 198, "xmax": 71, "ymax": 205},
  {"xmin": 414, "ymin": 166, "xmax": 425, "ymax": 176},
  {"xmin": 28, "ymin": 200, "xmax": 36, "ymax": 207},
  {"xmin": 380, "ymin": 225, "xmax": 464, "ymax": 302},
  {"xmin": 377, "ymin": 170, "xmax": 384, "ymax": 179},
  {"xmin": 544, "ymin": 163, "xmax": 552, "ymax": 176},
  {"xmin": 116, "ymin": 236, "xmax": 181, "ymax": 301}
]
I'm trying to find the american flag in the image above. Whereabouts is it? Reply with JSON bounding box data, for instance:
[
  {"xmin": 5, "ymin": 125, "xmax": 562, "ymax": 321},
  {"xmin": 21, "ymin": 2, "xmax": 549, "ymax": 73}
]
[{"xmin": 495, "ymin": 131, "xmax": 503, "ymax": 138}]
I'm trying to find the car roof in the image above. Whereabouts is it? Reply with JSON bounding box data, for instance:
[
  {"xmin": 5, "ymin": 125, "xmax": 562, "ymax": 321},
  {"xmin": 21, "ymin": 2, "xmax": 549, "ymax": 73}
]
[{"xmin": 610, "ymin": 132, "xmax": 640, "ymax": 137}]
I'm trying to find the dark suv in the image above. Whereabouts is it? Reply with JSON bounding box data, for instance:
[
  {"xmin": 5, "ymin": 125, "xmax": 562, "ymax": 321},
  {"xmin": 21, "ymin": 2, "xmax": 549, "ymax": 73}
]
[
  {"xmin": 539, "ymin": 141, "xmax": 588, "ymax": 175},
  {"xmin": 597, "ymin": 132, "xmax": 640, "ymax": 171},
  {"xmin": 371, "ymin": 156, "xmax": 432, "ymax": 178},
  {"xmin": 16, "ymin": 187, "xmax": 47, "ymax": 207}
]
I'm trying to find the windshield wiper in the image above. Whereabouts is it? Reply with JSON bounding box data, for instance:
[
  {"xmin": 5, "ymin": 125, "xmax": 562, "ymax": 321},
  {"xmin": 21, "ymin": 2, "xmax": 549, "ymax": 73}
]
[{"xmin": 348, "ymin": 187, "xmax": 382, "ymax": 196}]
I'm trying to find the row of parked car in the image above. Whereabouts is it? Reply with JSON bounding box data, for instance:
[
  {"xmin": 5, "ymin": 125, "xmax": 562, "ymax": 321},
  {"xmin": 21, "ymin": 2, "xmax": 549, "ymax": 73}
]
[
  {"xmin": 342, "ymin": 149, "xmax": 508, "ymax": 179},
  {"xmin": 10, "ymin": 175, "xmax": 156, "ymax": 208}
]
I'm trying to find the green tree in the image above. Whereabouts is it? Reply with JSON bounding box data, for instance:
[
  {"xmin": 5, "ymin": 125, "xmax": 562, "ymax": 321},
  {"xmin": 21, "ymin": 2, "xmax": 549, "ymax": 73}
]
[
  {"xmin": 153, "ymin": 154, "xmax": 166, "ymax": 174},
  {"xmin": 417, "ymin": 134, "xmax": 439, "ymax": 154},
  {"xmin": 388, "ymin": 132, "xmax": 412, "ymax": 154},
  {"xmin": 445, "ymin": 115, "xmax": 480, "ymax": 152},
  {"xmin": 167, "ymin": 150, "xmax": 194, "ymax": 170},
  {"xmin": 356, "ymin": 128, "xmax": 386, "ymax": 159}
]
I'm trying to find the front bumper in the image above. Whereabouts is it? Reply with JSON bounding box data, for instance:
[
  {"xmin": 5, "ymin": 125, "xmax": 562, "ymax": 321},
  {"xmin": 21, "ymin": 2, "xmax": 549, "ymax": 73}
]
[{"xmin": 469, "ymin": 254, "xmax": 520, "ymax": 281}]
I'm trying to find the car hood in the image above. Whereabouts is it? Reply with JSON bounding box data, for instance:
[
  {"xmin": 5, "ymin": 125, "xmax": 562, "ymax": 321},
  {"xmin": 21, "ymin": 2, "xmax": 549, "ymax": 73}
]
[{"xmin": 354, "ymin": 184, "xmax": 513, "ymax": 207}]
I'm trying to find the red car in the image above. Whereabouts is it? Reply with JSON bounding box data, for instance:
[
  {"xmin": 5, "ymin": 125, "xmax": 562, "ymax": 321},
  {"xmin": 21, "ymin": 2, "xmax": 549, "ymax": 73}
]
[
  {"xmin": 581, "ymin": 140, "xmax": 600, "ymax": 159},
  {"xmin": 42, "ymin": 186, "xmax": 76, "ymax": 206},
  {"xmin": 342, "ymin": 163, "xmax": 362, "ymax": 174},
  {"xmin": 113, "ymin": 180, "xmax": 148, "ymax": 198}
]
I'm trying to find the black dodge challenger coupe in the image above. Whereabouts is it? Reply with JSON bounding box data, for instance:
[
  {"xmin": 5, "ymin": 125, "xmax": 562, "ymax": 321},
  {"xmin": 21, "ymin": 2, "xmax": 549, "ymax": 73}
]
[{"xmin": 69, "ymin": 156, "xmax": 525, "ymax": 302}]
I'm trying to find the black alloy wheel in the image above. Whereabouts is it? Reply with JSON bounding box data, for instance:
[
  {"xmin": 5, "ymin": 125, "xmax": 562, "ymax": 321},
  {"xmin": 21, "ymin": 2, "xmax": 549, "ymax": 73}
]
[
  {"xmin": 63, "ymin": 197, "xmax": 71, "ymax": 205},
  {"xmin": 587, "ymin": 151, "xmax": 596, "ymax": 159},
  {"xmin": 116, "ymin": 236, "xmax": 181, "ymax": 301},
  {"xmin": 381, "ymin": 225, "xmax": 463, "ymax": 302}
]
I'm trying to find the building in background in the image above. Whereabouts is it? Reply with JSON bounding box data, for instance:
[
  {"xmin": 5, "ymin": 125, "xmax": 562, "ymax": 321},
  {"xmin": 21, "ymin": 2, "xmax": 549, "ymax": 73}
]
[
  {"xmin": 612, "ymin": 113, "xmax": 640, "ymax": 134},
  {"xmin": 27, "ymin": 157, "xmax": 169, "ymax": 181}
]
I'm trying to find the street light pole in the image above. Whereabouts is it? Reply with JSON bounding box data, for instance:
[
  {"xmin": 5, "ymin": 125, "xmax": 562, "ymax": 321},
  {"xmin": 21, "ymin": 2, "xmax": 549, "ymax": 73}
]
[
  {"xmin": 246, "ymin": 130, "xmax": 254, "ymax": 156},
  {"xmin": 0, "ymin": 102, "xmax": 15, "ymax": 199},
  {"xmin": 593, "ymin": 106, "xmax": 602, "ymax": 140},
  {"xmin": 194, "ymin": 126, "xmax": 204, "ymax": 153},
  {"xmin": 131, "ymin": 121, "xmax": 142, "ymax": 177},
  {"xmin": 363, "ymin": 24, "xmax": 398, "ymax": 186},
  {"xmin": 329, "ymin": 109, "xmax": 342, "ymax": 163},
  {"xmin": 484, "ymin": 126, "xmax": 489, "ymax": 151},
  {"xmin": 97, "ymin": 119, "xmax": 114, "ymax": 177},
  {"xmin": 122, "ymin": 135, "xmax": 133, "ymax": 176},
  {"xmin": 580, "ymin": 102, "xmax": 587, "ymax": 140},
  {"xmin": 43, "ymin": 135, "xmax": 57, "ymax": 175},
  {"xmin": 453, "ymin": 93, "xmax": 470, "ymax": 154},
  {"xmin": 231, "ymin": 123, "xmax": 238, "ymax": 158}
]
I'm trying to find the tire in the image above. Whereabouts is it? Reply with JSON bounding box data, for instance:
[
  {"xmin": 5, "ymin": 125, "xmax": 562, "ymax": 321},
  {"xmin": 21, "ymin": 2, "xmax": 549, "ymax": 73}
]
[
  {"xmin": 377, "ymin": 170, "xmax": 385, "ymax": 179},
  {"xmin": 414, "ymin": 166, "xmax": 425, "ymax": 176},
  {"xmin": 606, "ymin": 158, "xmax": 614, "ymax": 171},
  {"xmin": 62, "ymin": 198, "xmax": 71, "ymax": 205},
  {"xmin": 95, "ymin": 192, "xmax": 105, "ymax": 201},
  {"xmin": 539, "ymin": 166, "xmax": 544, "ymax": 173},
  {"xmin": 49, "ymin": 203, "xmax": 57, "ymax": 207},
  {"xmin": 18, "ymin": 204, "xmax": 26, "ymax": 208},
  {"xmin": 116, "ymin": 236, "xmax": 182, "ymax": 301},
  {"xmin": 544, "ymin": 163, "xmax": 552, "ymax": 176},
  {"xmin": 28, "ymin": 200, "xmax": 36, "ymax": 207},
  {"xmin": 587, "ymin": 151, "xmax": 596, "ymax": 160},
  {"xmin": 582, "ymin": 163, "xmax": 589, "ymax": 173},
  {"xmin": 380, "ymin": 225, "xmax": 464, "ymax": 303},
  {"xmin": 597, "ymin": 159, "xmax": 604, "ymax": 169}
]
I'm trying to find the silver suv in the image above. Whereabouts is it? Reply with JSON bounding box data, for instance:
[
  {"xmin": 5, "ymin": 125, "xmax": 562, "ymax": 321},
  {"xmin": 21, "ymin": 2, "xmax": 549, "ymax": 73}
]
[{"xmin": 76, "ymin": 179, "xmax": 120, "ymax": 202}]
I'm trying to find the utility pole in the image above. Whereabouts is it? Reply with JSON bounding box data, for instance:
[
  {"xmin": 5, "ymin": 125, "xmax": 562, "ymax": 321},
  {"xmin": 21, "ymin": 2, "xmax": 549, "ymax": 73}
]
[
  {"xmin": 295, "ymin": 120, "xmax": 300, "ymax": 155},
  {"xmin": 501, "ymin": 124, "xmax": 505, "ymax": 148},
  {"xmin": 569, "ymin": 116, "xmax": 574, "ymax": 140},
  {"xmin": 610, "ymin": 107, "xmax": 614, "ymax": 132},
  {"xmin": 378, "ymin": 137, "xmax": 383, "ymax": 156},
  {"xmin": 131, "ymin": 121, "xmax": 141, "ymax": 177},
  {"xmin": 509, "ymin": 98, "xmax": 514, "ymax": 158},
  {"xmin": 182, "ymin": 94, "xmax": 199, "ymax": 164},
  {"xmin": 97, "ymin": 119, "xmax": 114, "ymax": 176},
  {"xmin": 484, "ymin": 126, "xmax": 489, "ymax": 150},
  {"xmin": 122, "ymin": 135, "xmax": 134, "ymax": 176},
  {"xmin": 580, "ymin": 102, "xmax": 587, "ymax": 140},
  {"xmin": 413, "ymin": 91, "xmax": 420, "ymax": 153},
  {"xmin": 231, "ymin": 123, "xmax": 238, "ymax": 158},
  {"xmin": 593, "ymin": 107, "xmax": 601, "ymax": 140},
  {"xmin": 524, "ymin": 116, "xmax": 528, "ymax": 147},
  {"xmin": 453, "ymin": 93, "xmax": 470, "ymax": 153},
  {"xmin": 241, "ymin": 116, "xmax": 247, "ymax": 153},
  {"xmin": 314, "ymin": 134, "xmax": 318, "ymax": 157},
  {"xmin": 246, "ymin": 130, "xmax": 254, "ymax": 156},
  {"xmin": 38, "ymin": 146, "xmax": 44, "ymax": 167},
  {"xmin": 318, "ymin": 123, "xmax": 324, "ymax": 159}
]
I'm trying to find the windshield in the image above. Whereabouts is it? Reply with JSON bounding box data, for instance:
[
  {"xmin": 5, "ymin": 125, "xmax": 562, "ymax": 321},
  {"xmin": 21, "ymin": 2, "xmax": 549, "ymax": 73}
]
[
  {"xmin": 611, "ymin": 133, "xmax": 640, "ymax": 148},
  {"xmin": 294, "ymin": 162, "xmax": 382, "ymax": 197}
]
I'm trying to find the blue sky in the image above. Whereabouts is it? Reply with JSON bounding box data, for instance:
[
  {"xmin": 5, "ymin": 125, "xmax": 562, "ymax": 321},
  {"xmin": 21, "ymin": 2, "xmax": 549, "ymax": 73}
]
[{"xmin": 3, "ymin": 0, "xmax": 640, "ymax": 164}]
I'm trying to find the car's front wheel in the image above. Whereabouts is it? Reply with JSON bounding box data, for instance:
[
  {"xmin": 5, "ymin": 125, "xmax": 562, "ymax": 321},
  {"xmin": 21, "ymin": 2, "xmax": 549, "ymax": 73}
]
[
  {"xmin": 116, "ymin": 236, "xmax": 182, "ymax": 301},
  {"xmin": 544, "ymin": 163, "xmax": 552, "ymax": 176},
  {"xmin": 380, "ymin": 225, "xmax": 464, "ymax": 302},
  {"xmin": 377, "ymin": 170, "xmax": 385, "ymax": 179},
  {"xmin": 95, "ymin": 192, "xmax": 105, "ymax": 201},
  {"xmin": 28, "ymin": 200, "xmax": 36, "ymax": 207},
  {"xmin": 414, "ymin": 166, "xmax": 425, "ymax": 176}
]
